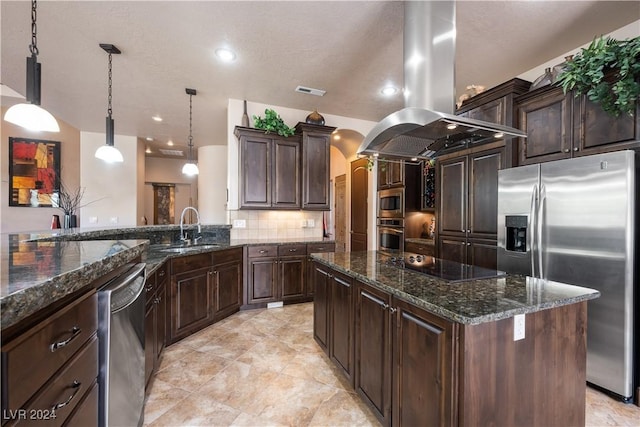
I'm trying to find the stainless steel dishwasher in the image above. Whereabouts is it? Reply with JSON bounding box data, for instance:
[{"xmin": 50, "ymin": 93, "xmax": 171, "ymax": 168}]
[{"xmin": 98, "ymin": 262, "xmax": 146, "ymax": 427}]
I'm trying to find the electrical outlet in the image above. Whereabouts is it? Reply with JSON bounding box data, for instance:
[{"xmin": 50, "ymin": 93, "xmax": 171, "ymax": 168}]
[
  {"xmin": 300, "ymin": 220, "xmax": 308, "ymax": 228},
  {"xmin": 307, "ymin": 219, "xmax": 315, "ymax": 227},
  {"xmin": 89, "ymin": 216, "xmax": 98, "ymax": 224},
  {"xmin": 109, "ymin": 216, "xmax": 118, "ymax": 224},
  {"xmin": 514, "ymin": 314, "xmax": 525, "ymax": 341},
  {"xmin": 233, "ymin": 219, "xmax": 246, "ymax": 228}
]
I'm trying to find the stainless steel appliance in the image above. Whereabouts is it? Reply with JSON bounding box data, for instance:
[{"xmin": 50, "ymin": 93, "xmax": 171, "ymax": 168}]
[
  {"xmin": 377, "ymin": 188, "xmax": 404, "ymax": 218},
  {"xmin": 497, "ymin": 150, "xmax": 637, "ymax": 401},
  {"xmin": 98, "ymin": 263, "xmax": 146, "ymax": 427},
  {"xmin": 377, "ymin": 218, "xmax": 404, "ymax": 253},
  {"xmin": 357, "ymin": 1, "xmax": 525, "ymax": 160},
  {"xmin": 384, "ymin": 252, "xmax": 506, "ymax": 283}
]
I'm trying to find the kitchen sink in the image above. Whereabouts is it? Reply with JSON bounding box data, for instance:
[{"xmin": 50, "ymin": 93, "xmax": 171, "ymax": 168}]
[{"xmin": 158, "ymin": 244, "xmax": 221, "ymax": 253}]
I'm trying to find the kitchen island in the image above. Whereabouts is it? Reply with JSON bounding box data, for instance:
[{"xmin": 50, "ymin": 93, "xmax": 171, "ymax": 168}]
[{"xmin": 310, "ymin": 251, "xmax": 599, "ymax": 427}]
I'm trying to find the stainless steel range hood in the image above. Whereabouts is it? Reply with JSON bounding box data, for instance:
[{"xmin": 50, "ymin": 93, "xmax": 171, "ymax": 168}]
[{"xmin": 358, "ymin": 1, "xmax": 526, "ymax": 160}]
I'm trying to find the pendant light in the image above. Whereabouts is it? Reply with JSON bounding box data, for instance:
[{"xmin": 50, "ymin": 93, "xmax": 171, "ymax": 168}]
[
  {"xmin": 95, "ymin": 44, "xmax": 123, "ymax": 163},
  {"xmin": 4, "ymin": 0, "xmax": 60, "ymax": 132},
  {"xmin": 182, "ymin": 88, "xmax": 199, "ymax": 176}
]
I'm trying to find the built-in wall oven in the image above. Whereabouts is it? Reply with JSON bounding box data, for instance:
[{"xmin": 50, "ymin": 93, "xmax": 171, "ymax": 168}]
[
  {"xmin": 378, "ymin": 188, "xmax": 404, "ymax": 218},
  {"xmin": 377, "ymin": 218, "xmax": 404, "ymax": 253}
]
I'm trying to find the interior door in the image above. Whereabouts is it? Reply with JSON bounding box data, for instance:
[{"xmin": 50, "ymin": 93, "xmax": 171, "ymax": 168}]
[
  {"xmin": 350, "ymin": 159, "xmax": 368, "ymax": 251},
  {"xmin": 335, "ymin": 174, "xmax": 347, "ymax": 252}
]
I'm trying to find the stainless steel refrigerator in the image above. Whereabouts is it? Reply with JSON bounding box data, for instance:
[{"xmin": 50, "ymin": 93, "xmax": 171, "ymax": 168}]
[{"xmin": 497, "ymin": 150, "xmax": 637, "ymax": 401}]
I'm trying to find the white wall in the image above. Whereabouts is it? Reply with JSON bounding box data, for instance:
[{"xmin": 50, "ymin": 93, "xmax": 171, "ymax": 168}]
[
  {"xmin": 80, "ymin": 131, "xmax": 141, "ymax": 227},
  {"xmin": 198, "ymin": 145, "xmax": 227, "ymax": 224}
]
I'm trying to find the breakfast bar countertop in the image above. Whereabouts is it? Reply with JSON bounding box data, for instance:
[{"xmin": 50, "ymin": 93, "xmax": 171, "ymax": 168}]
[{"xmin": 310, "ymin": 251, "xmax": 600, "ymax": 325}]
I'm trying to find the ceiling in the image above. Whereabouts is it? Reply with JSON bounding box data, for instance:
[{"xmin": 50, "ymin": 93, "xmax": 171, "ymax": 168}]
[{"xmin": 1, "ymin": 1, "xmax": 638, "ymax": 159}]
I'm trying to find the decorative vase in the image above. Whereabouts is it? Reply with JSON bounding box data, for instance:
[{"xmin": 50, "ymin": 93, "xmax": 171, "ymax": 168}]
[
  {"xmin": 241, "ymin": 100, "xmax": 250, "ymax": 127},
  {"xmin": 63, "ymin": 214, "xmax": 77, "ymax": 229},
  {"xmin": 551, "ymin": 55, "xmax": 574, "ymax": 83},
  {"xmin": 529, "ymin": 67, "xmax": 554, "ymax": 91},
  {"xmin": 305, "ymin": 110, "xmax": 325, "ymax": 126}
]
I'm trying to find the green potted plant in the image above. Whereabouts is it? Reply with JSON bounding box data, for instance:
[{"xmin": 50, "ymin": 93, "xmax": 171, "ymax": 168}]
[
  {"xmin": 252, "ymin": 108, "xmax": 296, "ymax": 137},
  {"xmin": 556, "ymin": 36, "xmax": 640, "ymax": 117}
]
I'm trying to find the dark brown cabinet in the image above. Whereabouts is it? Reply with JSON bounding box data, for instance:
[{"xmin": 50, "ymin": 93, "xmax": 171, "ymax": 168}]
[
  {"xmin": 516, "ymin": 85, "xmax": 640, "ymax": 165},
  {"xmin": 355, "ymin": 282, "xmax": 392, "ymax": 425},
  {"xmin": 245, "ymin": 244, "xmax": 311, "ymax": 307},
  {"xmin": 145, "ymin": 262, "xmax": 167, "ymax": 388},
  {"xmin": 438, "ymin": 148, "xmax": 503, "ymax": 269},
  {"xmin": 168, "ymin": 249, "xmax": 243, "ymax": 344},
  {"xmin": 1, "ymin": 291, "xmax": 99, "ymax": 426},
  {"xmin": 404, "ymin": 240, "xmax": 435, "ymax": 257},
  {"xmin": 296, "ymin": 123, "xmax": 336, "ymax": 210},
  {"xmin": 305, "ymin": 242, "xmax": 336, "ymax": 298},
  {"xmin": 377, "ymin": 160, "xmax": 404, "ymax": 189},
  {"xmin": 235, "ymin": 127, "xmax": 301, "ymax": 209}
]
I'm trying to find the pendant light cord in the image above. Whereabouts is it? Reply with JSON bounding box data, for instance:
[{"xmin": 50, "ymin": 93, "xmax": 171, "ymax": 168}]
[
  {"xmin": 188, "ymin": 93, "xmax": 193, "ymax": 160},
  {"xmin": 29, "ymin": 0, "xmax": 38, "ymax": 57},
  {"xmin": 107, "ymin": 52, "xmax": 113, "ymax": 118}
]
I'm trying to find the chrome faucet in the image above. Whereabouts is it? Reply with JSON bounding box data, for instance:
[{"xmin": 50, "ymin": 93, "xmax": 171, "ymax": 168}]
[{"xmin": 179, "ymin": 206, "xmax": 202, "ymax": 245}]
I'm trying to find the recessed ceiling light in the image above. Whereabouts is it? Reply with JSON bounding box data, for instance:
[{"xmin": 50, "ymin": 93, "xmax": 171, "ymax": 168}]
[
  {"xmin": 381, "ymin": 86, "xmax": 398, "ymax": 96},
  {"xmin": 215, "ymin": 48, "xmax": 236, "ymax": 62},
  {"xmin": 333, "ymin": 134, "xmax": 341, "ymax": 140},
  {"xmin": 373, "ymin": 153, "xmax": 379, "ymax": 157},
  {"xmin": 494, "ymin": 132, "xmax": 504, "ymax": 138},
  {"xmin": 152, "ymin": 116, "xmax": 163, "ymax": 122},
  {"xmin": 145, "ymin": 147, "xmax": 152, "ymax": 154},
  {"xmin": 446, "ymin": 123, "xmax": 457, "ymax": 130},
  {"xmin": 146, "ymin": 137, "xmax": 153, "ymax": 141},
  {"xmin": 167, "ymin": 140, "xmax": 174, "ymax": 146}
]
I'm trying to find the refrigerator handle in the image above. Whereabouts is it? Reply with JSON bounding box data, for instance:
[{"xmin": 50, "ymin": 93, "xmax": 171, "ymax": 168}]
[
  {"xmin": 537, "ymin": 184, "xmax": 546, "ymax": 279},
  {"xmin": 529, "ymin": 184, "xmax": 538, "ymax": 277}
]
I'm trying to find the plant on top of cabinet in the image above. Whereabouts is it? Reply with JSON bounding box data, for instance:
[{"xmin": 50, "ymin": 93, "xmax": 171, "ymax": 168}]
[
  {"xmin": 252, "ymin": 108, "xmax": 296, "ymax": 136},
  {"xmin": 556, "ymin": 36, "xmax": 640, "ymax": 117}
]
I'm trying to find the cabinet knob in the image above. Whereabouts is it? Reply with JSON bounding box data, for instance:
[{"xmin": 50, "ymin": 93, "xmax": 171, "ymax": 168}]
[
  {"xmin": 467, "ymin": 229, "xmax": 471, "ymax": 233},
  {"xmin": 564, "ymin": 148, "xmax": 570, "ymax": 153},
  {"xmin": 389, "ymin": 307, "xmax": 397, "ymax": 314},
  {"xmin": 467, "ymin": 242, "xmax": 471, "ymax": 246},
  {"xmin": 573, "ymin": 147, "xmax": 578, "ymax": 152},
  {"xmin": 259, "ymin": 250, "xmax": 267, "ymax": 254},
  {"xmin": 289, "ymin": 249, "xmax": 297, "ymax": 252},
  {"xmin": 158, "ymin": 270, "xmax": 165, "ymax": 277}
]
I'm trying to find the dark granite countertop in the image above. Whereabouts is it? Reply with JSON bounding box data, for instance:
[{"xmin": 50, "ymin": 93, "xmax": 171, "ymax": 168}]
[
  {"xmin": 1, "ymin": 237, "xmax": 147, "ymax": 328},
  {"xmin": 1, "ymin": 225, "xmax": 333, "ymax": 329},
  {"xmin": 229, "ymin": 237, "xmax": 335, "ymax": 246},
  {"xmin": 310, "ymin": 251, "xmax": 599, "ymax": 325}
]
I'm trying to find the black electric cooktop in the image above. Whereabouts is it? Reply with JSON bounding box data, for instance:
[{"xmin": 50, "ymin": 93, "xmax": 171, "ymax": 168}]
[{"xmin": 383, "ymin": 252, "xmax": 507, "ymax": 283}]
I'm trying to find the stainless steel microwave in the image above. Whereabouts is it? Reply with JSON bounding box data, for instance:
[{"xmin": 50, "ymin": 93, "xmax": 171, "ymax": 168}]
[{"xmin": 377, "ymin": 188, "xmax": 404, "ymax": 218}]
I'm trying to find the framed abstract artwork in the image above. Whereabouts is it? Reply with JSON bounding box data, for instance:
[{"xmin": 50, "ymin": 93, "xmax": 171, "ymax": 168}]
[{"xmin": 8, "ymin": 137, "xmax": 61, "ymax": 207}]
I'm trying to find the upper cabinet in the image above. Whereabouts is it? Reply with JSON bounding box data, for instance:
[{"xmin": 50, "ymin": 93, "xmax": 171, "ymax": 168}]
[
  {"xmin": 456, "ymin": 78, "xmax": 531, "ymax": 168},
  {"xmin": 377, "ymin": 160, "xmax": 404, "ymax": 189},
  {"xmin": 295, "ymin": 123, "xmax": 336, "ymax": 210},
  {"xmin": 516, "ymin": 85, "xmax": 640, "ymax": 165},
  {"xmin": 235, "ymin": 123, "xmax": 335, "ymax": 211}
]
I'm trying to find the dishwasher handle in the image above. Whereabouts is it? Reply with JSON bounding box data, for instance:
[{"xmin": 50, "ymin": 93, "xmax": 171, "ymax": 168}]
[{"xmin": 101, "ymin": 263, "xmax": 146, "ymax": 313}]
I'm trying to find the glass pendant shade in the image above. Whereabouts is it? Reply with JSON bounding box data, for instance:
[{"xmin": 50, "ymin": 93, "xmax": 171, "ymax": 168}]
[
  {"xmin": 181, "ymin": 162, "xmax": 199, "ymax": 176},
  {"xmin": 95, "ymin": 144, "xmax": 123, "ymax": 163},
  {"xmin": 4, "ymin": 103, "xmax": 60, "ymax": 132}
]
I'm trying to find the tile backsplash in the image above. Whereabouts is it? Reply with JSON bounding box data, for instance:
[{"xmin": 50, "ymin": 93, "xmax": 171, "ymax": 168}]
[{"xmin": 228, "ymin": 210, "xmax": 324, "ymax": 240}]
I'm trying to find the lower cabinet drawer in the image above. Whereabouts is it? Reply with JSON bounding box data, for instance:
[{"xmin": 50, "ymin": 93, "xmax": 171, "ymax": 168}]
[
  {"xmin": 2, "ymin": 291, "xmax": 97, "ymax": 413},
  {"xmin": 404, "ymin": 241, "xmax": 435, "ymax": 256},
  {"xmin": 7, "ymin": 336, "xmax": 98, "ymax": 426},
  {"xmin": 63, "ymin": 382, "xmax": 98, "ymax": 427},
  {"xmin": 307, "ymin": 242, "xmax": 335, "ymax": 253}
]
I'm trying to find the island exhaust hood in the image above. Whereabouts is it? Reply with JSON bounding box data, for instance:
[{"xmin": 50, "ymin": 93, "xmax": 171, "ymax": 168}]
[{"xmin": 358, "ymin": 1, "xmax": 526, "ymax": 160}]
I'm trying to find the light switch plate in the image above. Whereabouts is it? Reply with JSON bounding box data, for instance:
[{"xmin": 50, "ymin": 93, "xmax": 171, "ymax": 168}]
[
  {"xmin": 233, "ymin": 219, "xmax": 246, "ymax": 228},
  {"xmin": 307, "ymin": 219, "xmax": 315, "ymax": 227},
  {"xmin": 89, "ymin": 216, "xmax": 98, "ymax": 224},
  {"xmin": 109, "ymin": 216, "xmax": 118, "ymax": 224},
  {"xmin": 300, "ymin": 220, "xmax": 307, "ymax": 228},
  {"xmin": 514, "ymin": 314, "xmax": 525, "ymax": 341}
]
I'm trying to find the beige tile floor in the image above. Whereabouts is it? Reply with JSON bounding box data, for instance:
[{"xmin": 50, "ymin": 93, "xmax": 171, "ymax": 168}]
[{"xmin": 144, "ymin": 302, "xmax": 640, "ymax": 426}]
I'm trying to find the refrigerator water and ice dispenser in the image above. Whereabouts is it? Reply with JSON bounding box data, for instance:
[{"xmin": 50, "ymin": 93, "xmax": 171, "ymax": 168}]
[{"xmin": 505, "ymin": 215, "xmax": 527, "ymax": 253}]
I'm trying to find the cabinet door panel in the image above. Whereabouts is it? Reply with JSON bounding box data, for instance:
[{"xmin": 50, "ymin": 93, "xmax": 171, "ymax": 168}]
[
  {"xmin": 467, "ymin": 97, "xmax": 506, "ymax": 124},
  {"xmin": 518, "ymin": 88, "xmax": 571, "ymax": 164},
  {"xmin": 393, "ymin": 299, "xmax": 455, "ymax": 427},
  {"xmin": 438, "ymin": 237, "xmax": 467, "ymax": 264},
  {"xmin": 469, "ymin": 149, "xmax": 502, "ymax": 238},
  {"xmin": 439, "ymin": 158, "xmax": 467, "ymax": 235},
  {"xmin": 172, "ymin": 267, "xmax": 211, "ymax": 340},
  {"xmin": 313, "ymin": 265, "xmax": 330, "ymax": 353},
  {"xmin": 330, "ymin": 273, "xmax": 354, "ymax": 384},
  {"xmin": 241, "ymin": 137, "xmax": 271, "ymax": 207},
  {"xmin": 272, "ymin": 139, "xmax": 300, "ymax": 208},
  {"xmin": 355, "ymin": 283, "xmax": 391, "ymax": 424},
  {"xmin": 215, "ymin": 260, "xmax": 242, "ymax": 316},
  {"xmin": 247, "ymin": 259, "xmax": 277, "ymax": 304},
  {"xmin": 303, "ymin": 133, "xmax": 330, "ymax": 209},
  {"xmin": 575, "ymin": 96, "xmax": 640, "ymax": 153},
  {"xmin": 467, "ymin": 239, "xmax": 498, "ymax": 270},
  {"xmin": 281, "ymin": 257, "xmax": 306, "ymax": 300}
]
